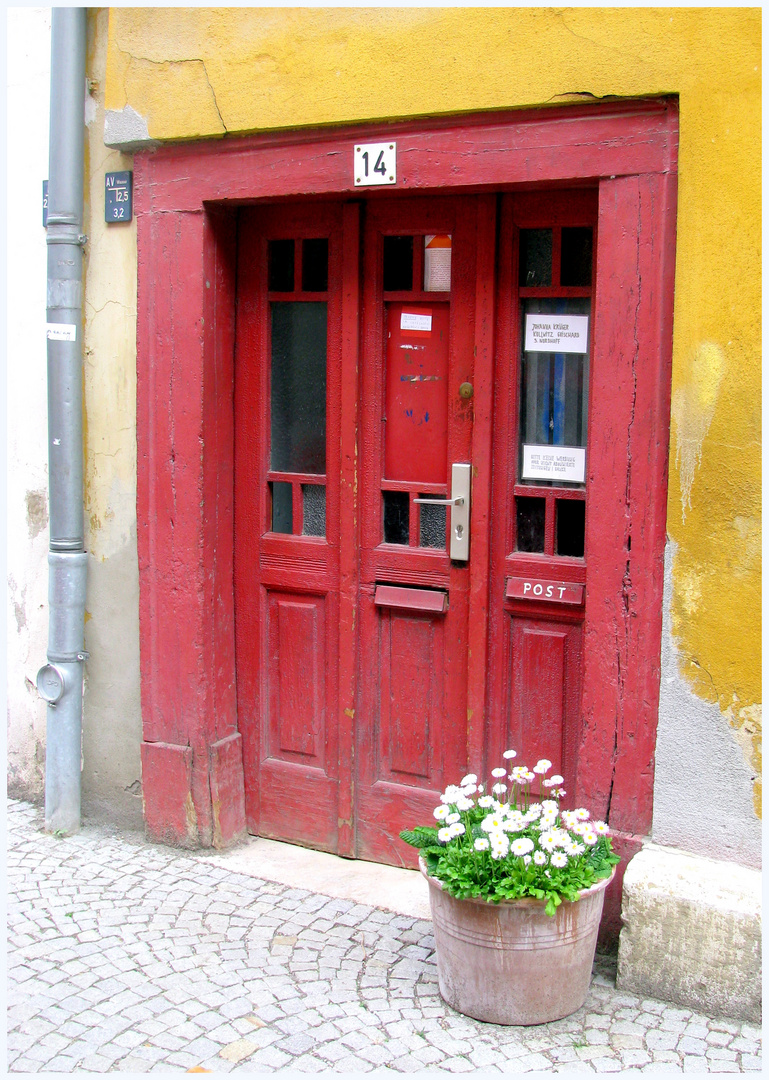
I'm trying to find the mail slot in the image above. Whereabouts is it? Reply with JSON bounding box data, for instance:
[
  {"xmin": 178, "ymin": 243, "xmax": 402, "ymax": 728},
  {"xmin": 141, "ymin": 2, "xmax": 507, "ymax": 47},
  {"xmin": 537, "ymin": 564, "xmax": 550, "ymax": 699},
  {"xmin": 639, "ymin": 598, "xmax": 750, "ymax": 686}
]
[
  {"xmin": 374, "ymin": 584, "xmax": 448, "ymax": 613},
  {"xmin": 506, "ymin": 576, "xmax": 584, "ymax": 605}
]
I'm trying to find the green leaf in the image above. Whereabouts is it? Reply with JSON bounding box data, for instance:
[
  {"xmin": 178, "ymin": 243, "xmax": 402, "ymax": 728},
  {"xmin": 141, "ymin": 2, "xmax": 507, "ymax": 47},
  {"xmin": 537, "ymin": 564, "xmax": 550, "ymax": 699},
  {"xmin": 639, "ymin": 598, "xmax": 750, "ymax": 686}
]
[{"xmin": 399, "ymin": 827, "xmax": 442, "ymax": 850}]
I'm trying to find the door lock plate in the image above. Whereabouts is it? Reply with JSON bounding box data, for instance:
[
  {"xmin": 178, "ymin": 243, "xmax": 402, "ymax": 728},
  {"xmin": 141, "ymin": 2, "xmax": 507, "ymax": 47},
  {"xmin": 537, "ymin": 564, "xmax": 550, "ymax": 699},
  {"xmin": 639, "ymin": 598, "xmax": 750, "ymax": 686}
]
[{"xmin": 449, "ymin": 463, "xmax": 471, "ymax": 560}]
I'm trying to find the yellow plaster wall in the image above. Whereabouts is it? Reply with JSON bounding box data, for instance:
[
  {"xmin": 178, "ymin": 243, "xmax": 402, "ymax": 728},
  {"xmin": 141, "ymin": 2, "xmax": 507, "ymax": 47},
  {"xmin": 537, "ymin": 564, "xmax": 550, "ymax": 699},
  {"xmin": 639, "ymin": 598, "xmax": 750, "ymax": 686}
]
[{"xmin": 100, "ymin": 7, "xmax": 761, "ymax": 808}]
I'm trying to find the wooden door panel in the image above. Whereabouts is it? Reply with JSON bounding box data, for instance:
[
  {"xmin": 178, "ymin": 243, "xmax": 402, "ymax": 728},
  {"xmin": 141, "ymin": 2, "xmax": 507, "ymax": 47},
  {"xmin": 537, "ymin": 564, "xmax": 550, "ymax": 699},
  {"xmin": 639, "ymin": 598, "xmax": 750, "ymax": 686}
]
[
  {"xmin": 505, "ymin": 615, "xmax": 582, "ymax": 796},
  {"xmin": 266, "ymin": 591, "xmax": 328, "ymax": 764},
  {"xmin": 376, "ymin": 608, "xmax": 444, "ymax": 784}
]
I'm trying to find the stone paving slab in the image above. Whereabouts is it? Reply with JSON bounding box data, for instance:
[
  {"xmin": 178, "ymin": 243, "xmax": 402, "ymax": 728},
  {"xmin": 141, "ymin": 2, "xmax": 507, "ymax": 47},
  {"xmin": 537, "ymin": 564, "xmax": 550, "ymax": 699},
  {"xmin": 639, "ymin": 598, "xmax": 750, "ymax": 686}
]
[{"xmin": 7, "ymin": 798, "xmax": 762, "ymax": 1074}]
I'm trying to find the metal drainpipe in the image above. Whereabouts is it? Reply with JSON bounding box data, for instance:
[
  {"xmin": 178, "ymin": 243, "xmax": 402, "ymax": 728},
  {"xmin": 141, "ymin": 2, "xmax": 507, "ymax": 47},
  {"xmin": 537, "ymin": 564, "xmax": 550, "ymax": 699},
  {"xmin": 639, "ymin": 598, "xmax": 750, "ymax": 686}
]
[{"xmin": 36, "ymin": 8, "xmax": 88, "ymax": 835}]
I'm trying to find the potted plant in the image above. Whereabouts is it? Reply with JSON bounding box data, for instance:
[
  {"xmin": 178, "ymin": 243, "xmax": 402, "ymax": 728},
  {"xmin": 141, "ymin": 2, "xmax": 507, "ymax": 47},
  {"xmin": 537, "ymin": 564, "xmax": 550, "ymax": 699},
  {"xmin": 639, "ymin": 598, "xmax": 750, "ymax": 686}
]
[{"xmin": 400, "ymin": 751, "xmax": 620, "ymax": 1026}]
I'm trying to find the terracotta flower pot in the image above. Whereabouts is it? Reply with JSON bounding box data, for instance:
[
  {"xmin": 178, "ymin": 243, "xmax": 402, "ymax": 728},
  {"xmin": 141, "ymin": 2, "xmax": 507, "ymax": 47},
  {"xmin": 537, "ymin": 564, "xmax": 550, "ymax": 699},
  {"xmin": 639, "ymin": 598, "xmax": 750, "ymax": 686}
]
[{"xmin": 421, "ymin": 858, "xmax": 614, "ymax": 1026}]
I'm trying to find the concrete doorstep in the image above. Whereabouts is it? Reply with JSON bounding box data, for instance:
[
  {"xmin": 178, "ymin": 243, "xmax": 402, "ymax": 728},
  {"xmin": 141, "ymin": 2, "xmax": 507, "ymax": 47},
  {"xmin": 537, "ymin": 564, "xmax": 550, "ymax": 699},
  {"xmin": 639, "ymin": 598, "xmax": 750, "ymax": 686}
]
[{"xmin": 617, "ymin": 843, "xmax": 762, "ymax": 1025}]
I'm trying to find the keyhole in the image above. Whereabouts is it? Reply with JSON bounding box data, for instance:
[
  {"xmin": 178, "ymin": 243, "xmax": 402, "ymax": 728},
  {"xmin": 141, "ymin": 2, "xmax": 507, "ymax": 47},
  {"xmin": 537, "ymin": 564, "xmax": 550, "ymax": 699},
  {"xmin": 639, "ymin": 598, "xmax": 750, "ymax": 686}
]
[{"xmin": 455, "ymin": 524, "xmax": 464, "ymax": 538}]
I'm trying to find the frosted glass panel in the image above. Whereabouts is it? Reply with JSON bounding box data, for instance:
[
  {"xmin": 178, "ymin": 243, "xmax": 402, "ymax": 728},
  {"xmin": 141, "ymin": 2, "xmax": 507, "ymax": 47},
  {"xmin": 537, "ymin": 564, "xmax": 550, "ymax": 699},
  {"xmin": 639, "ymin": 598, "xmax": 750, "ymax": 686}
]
[
  {"xmin": 302, "ymin": 484, "xmax": 326, "ymax": 537},
  {"xmin": 271, "ymin": 302, "xmax": 327, "ymax": 474},
  {"xmin": 419, "ymin": 501, "xmax": 446, "ymax": 549}
]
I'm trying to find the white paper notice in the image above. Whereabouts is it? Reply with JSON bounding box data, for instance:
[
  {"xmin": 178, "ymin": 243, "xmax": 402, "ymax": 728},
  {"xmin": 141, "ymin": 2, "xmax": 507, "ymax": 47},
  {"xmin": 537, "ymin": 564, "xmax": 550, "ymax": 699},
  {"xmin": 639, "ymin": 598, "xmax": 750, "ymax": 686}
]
[
  {"xmin": 524, "ymin": 314, "xmax": 589, "ymax": 353},
  {"xmin": 522, "ymin": 444, "xmax": 586, "ymax": 483},
  {"xmin": 401, "ymin": 312, "xmax": 432, "ymax": 332},
  {"xmin": 424, "ymin": 235, "xmax": 452, "ymax": 292},
  {"xmin": 46, "ymin": 323, "xmax": 77, "ymax": 342}
]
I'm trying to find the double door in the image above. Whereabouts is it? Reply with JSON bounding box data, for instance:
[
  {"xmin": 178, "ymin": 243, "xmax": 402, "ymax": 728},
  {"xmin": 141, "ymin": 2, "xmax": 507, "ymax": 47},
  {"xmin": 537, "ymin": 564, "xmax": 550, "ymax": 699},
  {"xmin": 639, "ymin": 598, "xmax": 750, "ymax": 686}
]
[{"xmin": 234, "ymin": 191, "xmax": 596, "ymax": 865}]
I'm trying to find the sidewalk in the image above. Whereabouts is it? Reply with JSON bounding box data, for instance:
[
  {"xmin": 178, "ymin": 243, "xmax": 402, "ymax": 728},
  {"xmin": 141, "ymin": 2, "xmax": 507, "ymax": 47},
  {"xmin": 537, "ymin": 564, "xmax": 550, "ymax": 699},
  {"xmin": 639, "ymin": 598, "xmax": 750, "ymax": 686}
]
[{"xmin": 6, "ymin": 797, "xmax": 762, "ymax": 1075}]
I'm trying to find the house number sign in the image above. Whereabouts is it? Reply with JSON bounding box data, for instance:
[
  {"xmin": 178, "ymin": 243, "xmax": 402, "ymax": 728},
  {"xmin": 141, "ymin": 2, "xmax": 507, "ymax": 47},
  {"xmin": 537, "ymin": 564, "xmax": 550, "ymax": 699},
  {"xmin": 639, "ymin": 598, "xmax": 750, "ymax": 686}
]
[
  {"xmin": 354, "ymin": 142, "xmax": 396, "ymax": 186},
  {"xmin": 506, "ymin": 577, "xmax": 584, "ymax": 605}
]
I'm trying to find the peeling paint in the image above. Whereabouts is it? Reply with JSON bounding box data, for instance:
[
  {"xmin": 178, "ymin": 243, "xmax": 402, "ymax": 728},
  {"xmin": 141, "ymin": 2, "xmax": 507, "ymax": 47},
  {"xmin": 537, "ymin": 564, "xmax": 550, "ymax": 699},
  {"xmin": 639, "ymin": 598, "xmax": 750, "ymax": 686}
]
[
  {"xmin": 671, "ymin": 341, "xmax": 725, "ymax": 521},
  {"xmin": 25, "ymin": 489, "xmax": 48, "ymax": 540}
]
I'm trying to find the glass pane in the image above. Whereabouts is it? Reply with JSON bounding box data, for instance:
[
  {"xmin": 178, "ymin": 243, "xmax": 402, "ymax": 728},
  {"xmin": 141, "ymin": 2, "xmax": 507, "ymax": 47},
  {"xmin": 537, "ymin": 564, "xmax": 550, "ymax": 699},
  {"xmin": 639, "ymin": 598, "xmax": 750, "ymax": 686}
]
[
  {"xmin": 419, "ymin": 500, "xmax": 446, "ymax": 549},
  {"xmin": 516, "ymin": 496, "xmax": 545, "ymax": 553},
  {"xmin": 519, "ymin": 229, "xmax": 552, "ymax": 287},
  {"xmin": 561, "ymin": 227, "xmax": 593, "ymax": 287},
  {"xmin": 302, "ymin": 238, "xmax": 328, "ymax": 292},
  {"xmin": 519, "ymin": 297, "xmax": 590, "ymax": 484},
  {"xmin": 423, "ymin": 234, "xmax": 452, "ymax": 292},
  {"xmin": 270, "ymin": 302, "xmax": 327, "ymax": 474},
  {"xmin": 383, "ymin": 236, "xmax": 413, "ymax": 291},
  {"xmin": 271, "ymin": 481, "xmax": 293, "ymax": 533},
  {"xmin": 269, "ymin": 239, "xmax": 294, "ymax": 292},
  {"xmin": 556, "ymin": 499, "xmax": 585, "ymax": 557},
  {"xmin": 383, "ymin": 490, "xmax": 409, "ymax": 544},
  {"xmin": 302, "ymin": 484, "xmax": 326, "ymax": 537}
]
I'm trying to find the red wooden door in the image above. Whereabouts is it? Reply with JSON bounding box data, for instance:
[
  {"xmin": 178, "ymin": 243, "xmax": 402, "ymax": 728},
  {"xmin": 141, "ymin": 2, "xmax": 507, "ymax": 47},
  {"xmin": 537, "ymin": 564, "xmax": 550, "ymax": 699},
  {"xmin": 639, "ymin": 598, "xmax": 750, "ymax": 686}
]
[
  {"xmin": 487, "ymin": 191, "xmax": 598, "ymax": 797},
  {"xmin": 234, "ymin": 203, "xmax": 346, "ymax": 850},
  {"xmin": 235, "ymin": 190, "xmax": 603, "ymax": 866},
  {"xmin": 355, "ymin": 197, "xmax": 488, "ymax": 864}
]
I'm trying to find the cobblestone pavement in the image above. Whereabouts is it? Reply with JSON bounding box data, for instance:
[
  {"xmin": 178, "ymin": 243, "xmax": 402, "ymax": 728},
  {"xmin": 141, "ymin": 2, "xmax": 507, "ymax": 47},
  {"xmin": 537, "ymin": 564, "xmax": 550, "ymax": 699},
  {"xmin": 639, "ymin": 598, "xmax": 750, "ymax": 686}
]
[{"xmin": 7, "ymin": 798, "xmax": 762, "ymax": 1074}]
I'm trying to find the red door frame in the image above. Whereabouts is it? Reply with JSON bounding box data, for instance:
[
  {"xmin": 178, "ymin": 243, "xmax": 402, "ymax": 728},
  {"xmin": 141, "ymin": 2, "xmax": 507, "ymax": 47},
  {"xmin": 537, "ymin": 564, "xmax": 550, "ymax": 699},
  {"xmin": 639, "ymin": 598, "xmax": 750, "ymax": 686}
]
[{"xmin": 135, "ymin": 103, "xmax": 677, "ymax": 942}]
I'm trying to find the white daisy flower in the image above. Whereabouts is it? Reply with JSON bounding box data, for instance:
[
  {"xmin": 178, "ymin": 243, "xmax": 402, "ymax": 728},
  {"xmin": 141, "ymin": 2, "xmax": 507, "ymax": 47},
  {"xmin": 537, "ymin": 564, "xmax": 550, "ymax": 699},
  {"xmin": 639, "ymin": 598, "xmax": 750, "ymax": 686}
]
[
  {"xmin": 511, "ymin": 837, "xmax": 535, "ymax": 857},
  {"xmin": 550, "ymin": 775, "xmax": 564, "ymax": 785},
  {"xmin": 502, "ymin": 749, "xmax": 517, "ymax": 759},
  {"xmin": 512, "ymin": 769, "xmax": 535, "ymax": 784},
  {"xmin": 565, "ymin": 840, "xmax": 585, "ymax": 857},
  {"xmin": 541, "ymin": 800, "xmax": 558, "ymax": 813},
  {"xmin": 491, "ymin": 783, "xmax": 507, "ymax": 796},
  {"xmin": 490, "ymin": 834, "xmax": 510, "ymax": 858},
  {"xmin": 524, "ymin": 804, "xmax": 542, "ymax": 820},
  {"xmin": 574, "ymin": 808, "xmax": 590, "ymax": 820},
  {"xmin": 593, "ymin": 821, "xmax": 609, "ymax": 835},
  {"xmin": 446, "ymin": 812, "xmax": 461, "ymax": 824},
  {"xmin": 533, "ymin": 849, "xmax": 548, "ymax": 866},
  {"xmin": 460, "ymin": 774, "xmax": 477, "ymax": 786},
  {"xmin": 433, "ymin": 805, "xmax": 450, "ymax": 820},
  {"xmin": 455, "ymin": 796, "xmax": 474, "ymax": 812},
  {"xmin": 533, "ymin": 759, "xmax": 552, "ymax": 774},
  {"xmin": 523, "ymin": 854, "xmax": 532, "ymax": 865},
  {"xmin": 477, "ymin": 795, "xmax": 495, "ymax": 809},
  {"xmin": 481, "ymin": 814, "xmax": 505, "ymax": 833},
  {"xmin": 460, "ymin": 784, "xmax": 477, "ymax": 797},
  {"xmin": 440, "ymin": 785, "xmax": 463, "ymax": 804},
  {"xmin": 551, "ymin": 851, "xmax": 568, "ymax": 868},
  {"xmin": 582, "ymin": 830, "xmax": 598, "ymax": 846},
  {"xmin": 438, "ymin": 827, "xmax": 453, "ymax": 843},
  {"xmin": 539, "ymin": 831, "xmax": 558, "ymax": 852},
  {"xmin": 491, "ymin": 767, "xmax": 507, "ymax": 778},
  {"xmin": 449, "ymin": 822, "xmax": 466, "ymax": 838},
  {"xmin": 474, "ymin": 837, "xmax": 490, "ymax": 852}
]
